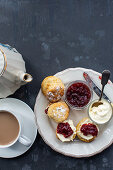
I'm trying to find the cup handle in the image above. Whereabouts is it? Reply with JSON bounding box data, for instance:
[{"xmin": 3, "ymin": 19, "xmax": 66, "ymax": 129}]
[{"xmin": 18, "ymin": 135, "xmax": 31, "ymax": 147}]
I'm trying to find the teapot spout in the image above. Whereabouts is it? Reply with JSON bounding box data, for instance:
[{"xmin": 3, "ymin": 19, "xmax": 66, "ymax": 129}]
[{"xmin": 19, "ymin": 72, "xmax": 33, "ymax": 83}]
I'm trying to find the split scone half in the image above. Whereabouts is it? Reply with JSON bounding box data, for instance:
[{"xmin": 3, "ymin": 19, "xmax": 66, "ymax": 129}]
[
  {"xmin": 56, "ymin": 119, "xmax": 76, "ymax": 142},
  {"xmin": 45, "ymin": 102, "xmax": 69, "ymax": 123},
  {"xmin": 76, "ymin": 117, "xmax": 99, "ymax": 143},
  {"xmin": 41, "ymin": 76, "xmax": 65, "ymax": 102}
]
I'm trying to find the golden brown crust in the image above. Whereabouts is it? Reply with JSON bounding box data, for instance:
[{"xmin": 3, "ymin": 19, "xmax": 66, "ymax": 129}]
[
  {"xmin": 41, "ymin": 76, "xmax": 65, "ymax": 102},
  {"xmin": 56, "ymin": 130, "xmax": 59, "ymax": 139},
  {"xmin": 47, "ymin": 102, "xmax": 69, "ymax": 123},
  {"xmin": 76, "ymin": 117, "xmax": 97, "ymax": 143}
]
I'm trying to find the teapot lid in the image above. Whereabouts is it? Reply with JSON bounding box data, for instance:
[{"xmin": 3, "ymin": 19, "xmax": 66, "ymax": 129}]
[{"xmin": 0, "ymin": 48, "xmax": 7, "ymax": 76}]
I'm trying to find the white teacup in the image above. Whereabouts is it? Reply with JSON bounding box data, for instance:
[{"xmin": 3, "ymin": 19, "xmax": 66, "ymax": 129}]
[{"xmin": 0, "ymin": 110, "xmax": 31, "ymax": 148}]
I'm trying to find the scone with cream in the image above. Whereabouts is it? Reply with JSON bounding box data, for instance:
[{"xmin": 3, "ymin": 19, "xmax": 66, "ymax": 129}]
[
  {"xmin": 45, "ymin": 102, "xmax": 69, "ymax": 123},
  {"xmin": 76, "ymin": 117, "xmax": 99, "ymax": 142},
  {"xmin": 41, "ymin": 76, "xmax": 65, "ymax": 102},
  {"xmin": 56, "ymin": 120, "xmax": 76, "ymax": 142}
]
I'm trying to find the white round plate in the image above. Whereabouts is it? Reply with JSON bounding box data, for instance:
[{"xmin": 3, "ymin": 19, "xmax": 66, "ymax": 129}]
[
  {"xmin": 34, "ymin": 67, "xmax": 113, "ymax": 158},
  {"xmin": 0, "ymin": 98, "xmax": 37, "ymax": 158}
]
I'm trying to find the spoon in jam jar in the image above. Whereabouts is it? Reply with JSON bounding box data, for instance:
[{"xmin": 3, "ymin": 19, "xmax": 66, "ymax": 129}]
[{"xmin": 92, "ymin": 70, "xmax": 110, "ymax": 107}]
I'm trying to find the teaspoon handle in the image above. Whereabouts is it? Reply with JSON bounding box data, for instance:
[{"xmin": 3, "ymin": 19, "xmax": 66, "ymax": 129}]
[
  {"xmin": 99, "ymin": 70, "xmax": 110, "ymax": 101},
  {"xmin": 101, "ymin": 70, "xmax": 110, "ymax": 86},
  {"xmin": 99, "ymin": 85, "xmax": 104, "ymax": 101}
]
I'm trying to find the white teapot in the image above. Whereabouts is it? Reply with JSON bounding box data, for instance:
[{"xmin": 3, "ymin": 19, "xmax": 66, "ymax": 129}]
[{"xmin": 0, "ymin": 43, "xmax": 32, "ymax": 98}]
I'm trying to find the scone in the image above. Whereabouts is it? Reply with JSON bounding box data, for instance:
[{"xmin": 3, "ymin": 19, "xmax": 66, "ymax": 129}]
[
  {"xmin": 76, "ymin": 117, "xmax": 99, "ymax": 142},
  {"xmin": 41, "ymin": 76, "xmax": 65, "ymax": 102},
  {"xmin": 56, "ymin": 119, "xmax": 76, "ymax": 142},
  {"xmin": 45, "ymin": 102, "xmax": 69, "ymax": 123}
]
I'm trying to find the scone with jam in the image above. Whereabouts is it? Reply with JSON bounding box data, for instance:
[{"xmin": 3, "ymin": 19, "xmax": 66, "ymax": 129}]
[
  {"xmin": 56, "ymin": 120, "xmax": 76, "ymax": 142},
  {"xmin": 76, "ymin": 117, "xmax": 99, "ymax": 142}
]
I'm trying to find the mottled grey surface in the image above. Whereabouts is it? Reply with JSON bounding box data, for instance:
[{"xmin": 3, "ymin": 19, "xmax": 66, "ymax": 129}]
[{"xmin": 0, "ymin": 0, "xmax": 113, "ymax": 169}]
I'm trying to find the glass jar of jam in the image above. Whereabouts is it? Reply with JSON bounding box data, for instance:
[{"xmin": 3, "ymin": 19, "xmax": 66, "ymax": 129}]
[{"xmin": 65, "ymin": 80, "xmax": 93, "ymax": 110}]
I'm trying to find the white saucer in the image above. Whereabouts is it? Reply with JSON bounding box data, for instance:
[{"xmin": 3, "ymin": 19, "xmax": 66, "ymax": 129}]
[{"xmin": 0, "ymin": 98, "xmax": 37, "ymax": 158}]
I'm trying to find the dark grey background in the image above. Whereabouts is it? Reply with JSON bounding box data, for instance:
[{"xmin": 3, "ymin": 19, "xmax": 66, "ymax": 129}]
[{"xmin": 0, "ymin": 0, "xmax": 113, "ymax": 169}]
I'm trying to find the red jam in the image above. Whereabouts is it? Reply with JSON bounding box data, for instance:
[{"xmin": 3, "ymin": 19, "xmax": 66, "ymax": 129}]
[
  {"xmin": 80, "ymin": 123, "xmax": 98, "ymax": 136},
  {"xmin": 45, "ymin": 107, "xmax": 49, "ymax": 114},
  {"xmin": 57, "ymin": 122, "xmax": 73, "ymax": 138},
  {"xmin": 66, "ymin": 82, "xmax": 91, "ymax": 107}
]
